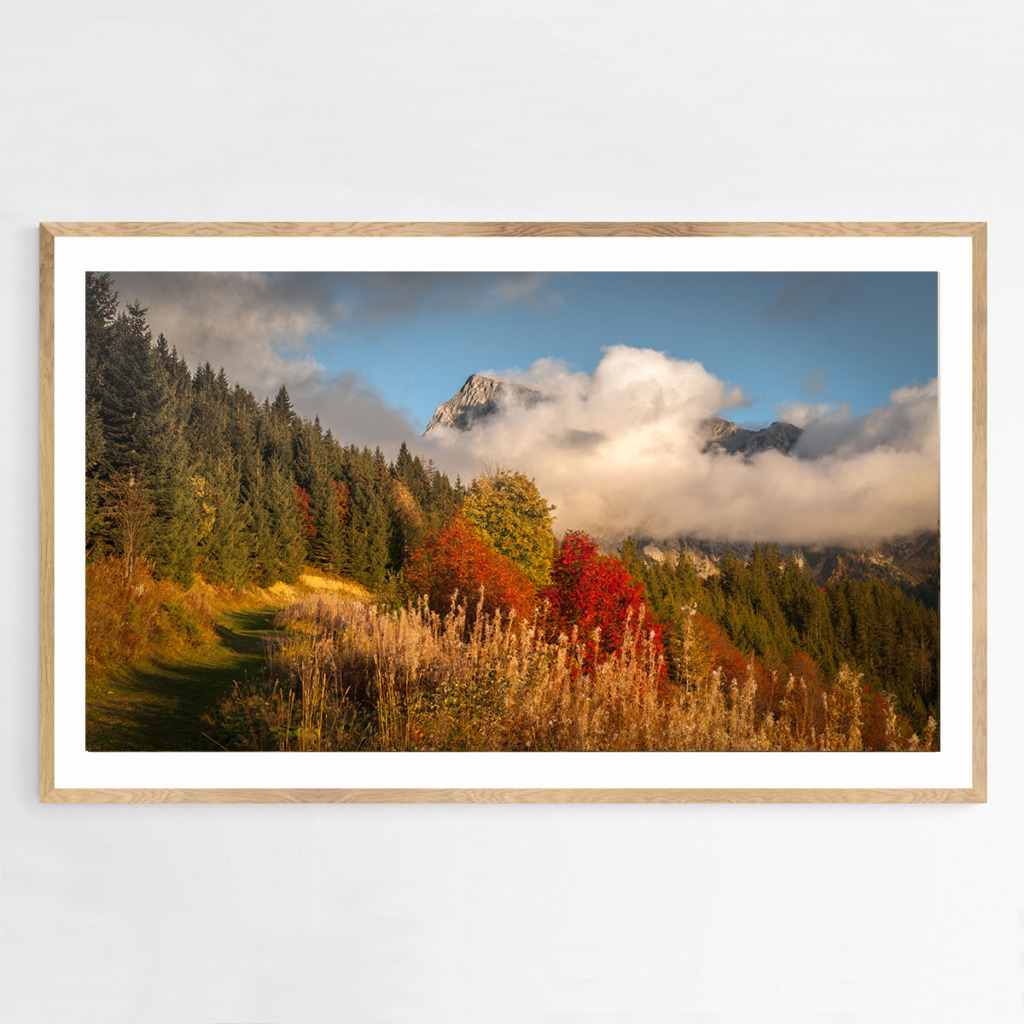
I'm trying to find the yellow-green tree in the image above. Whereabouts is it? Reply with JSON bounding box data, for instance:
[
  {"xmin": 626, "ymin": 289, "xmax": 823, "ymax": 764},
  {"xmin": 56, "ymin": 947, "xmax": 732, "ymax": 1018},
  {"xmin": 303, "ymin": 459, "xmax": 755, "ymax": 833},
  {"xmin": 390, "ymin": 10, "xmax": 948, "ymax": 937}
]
[{"xmin": 462, "ymin": 469, "xmax": 556, "ymax": 587}]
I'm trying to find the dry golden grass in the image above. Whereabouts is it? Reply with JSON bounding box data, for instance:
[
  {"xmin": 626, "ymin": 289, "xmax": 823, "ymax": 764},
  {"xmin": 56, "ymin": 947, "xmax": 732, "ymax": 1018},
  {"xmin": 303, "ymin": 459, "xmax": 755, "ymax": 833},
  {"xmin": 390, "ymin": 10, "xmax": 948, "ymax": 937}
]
[
  {"xmin": 86, "ymin": 558, "xmax": 374, "ymax": 677},
  {"xmin": 86, "ymin": 557, "xmax": 222, "ymax": 670},
  {"xmin": 258, "ymin": 569, "xmax": 374, "ymax": 607},
  {"xmin": 216, "ymin": 593, "xmax": 937, "ymax": 753}
]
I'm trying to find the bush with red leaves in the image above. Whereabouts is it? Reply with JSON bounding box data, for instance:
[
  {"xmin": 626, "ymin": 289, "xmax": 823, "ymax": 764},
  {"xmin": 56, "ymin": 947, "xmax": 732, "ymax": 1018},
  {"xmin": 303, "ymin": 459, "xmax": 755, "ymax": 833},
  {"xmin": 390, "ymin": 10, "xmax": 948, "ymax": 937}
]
[
  {"xmin": 405, "ymin": 515, "xmax": 536, "ymax": 623},
  {"xmin": 295, "ymin": 485, "xmax": 317, "ymax": 542},
  {"xmin": 692, "ymin": 611, "xmax": 748, "ymax": 685},
  {"xmin": 543, "ymin": 531, "xmax": 665, "ymax": 675}
]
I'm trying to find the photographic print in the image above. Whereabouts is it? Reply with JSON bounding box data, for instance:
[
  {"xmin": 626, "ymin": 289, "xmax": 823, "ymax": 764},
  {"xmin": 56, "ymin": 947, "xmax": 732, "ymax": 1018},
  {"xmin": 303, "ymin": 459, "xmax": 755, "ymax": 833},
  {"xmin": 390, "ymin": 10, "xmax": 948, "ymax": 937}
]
[{"xmin": 39, "ymin": 223, "xmax": 986, "ymax": 801}]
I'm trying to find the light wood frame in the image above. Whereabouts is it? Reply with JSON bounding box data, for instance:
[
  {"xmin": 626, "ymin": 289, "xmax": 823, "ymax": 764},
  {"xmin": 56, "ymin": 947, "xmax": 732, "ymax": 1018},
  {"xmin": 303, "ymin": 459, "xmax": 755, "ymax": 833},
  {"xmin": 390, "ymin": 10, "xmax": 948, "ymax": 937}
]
[{"xmin": 39, "ymin": 221, "xmax": 987, "ymax": 803}]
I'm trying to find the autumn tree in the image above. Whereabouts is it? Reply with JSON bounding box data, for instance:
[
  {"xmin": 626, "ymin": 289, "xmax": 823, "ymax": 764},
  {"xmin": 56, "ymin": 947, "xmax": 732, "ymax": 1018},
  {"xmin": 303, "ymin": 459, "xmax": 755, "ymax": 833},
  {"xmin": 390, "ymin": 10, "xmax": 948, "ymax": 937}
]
[
  {"xmin": 405, "ymin": 515, "xmax": 536, "ymax": 623},
  {"xmin": 461, "ymin": 468, "xmax": 555, "ymax": 587},
  {"xmin": 543, "ymin": 531, "xmax": 664, "ymax": 675},
  {"xmin": 103, "ymin": 470, "xmax": 153, "ymax": 584}
]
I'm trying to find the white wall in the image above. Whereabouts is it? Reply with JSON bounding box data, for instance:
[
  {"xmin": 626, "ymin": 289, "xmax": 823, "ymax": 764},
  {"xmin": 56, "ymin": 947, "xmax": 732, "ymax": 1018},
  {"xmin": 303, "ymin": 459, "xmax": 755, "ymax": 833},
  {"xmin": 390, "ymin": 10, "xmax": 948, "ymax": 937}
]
[{"xmin": 1, "ymin": 2, "xmax": 1020, "ymax": 1021}]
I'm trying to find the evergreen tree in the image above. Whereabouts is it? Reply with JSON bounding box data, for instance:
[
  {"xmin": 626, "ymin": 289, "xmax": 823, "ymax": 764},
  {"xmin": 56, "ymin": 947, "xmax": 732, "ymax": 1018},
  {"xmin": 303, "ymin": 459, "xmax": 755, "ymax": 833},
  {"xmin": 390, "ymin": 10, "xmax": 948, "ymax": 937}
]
[
  {"xmin": 271, "ymin": 384, "xmax": 294, "ymax": 421},
  {"xmin": 144, "ymin": 342, "xmax": 197, "ymax": 585},
  {"xmin": 85, "ymin": 272, "xmax": 118, "ymax": 550},
  {"xmin": 98, "ymin": 300, "xmax": 153, "ymax": 476}
]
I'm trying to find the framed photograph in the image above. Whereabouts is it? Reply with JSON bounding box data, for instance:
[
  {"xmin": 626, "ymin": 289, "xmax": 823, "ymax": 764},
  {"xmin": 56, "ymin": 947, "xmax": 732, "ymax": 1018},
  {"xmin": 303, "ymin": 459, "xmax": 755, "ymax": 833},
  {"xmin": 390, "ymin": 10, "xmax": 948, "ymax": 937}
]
[{"xmin": 39, "ymin": 222, "xmax": 986, "ymax": 802}]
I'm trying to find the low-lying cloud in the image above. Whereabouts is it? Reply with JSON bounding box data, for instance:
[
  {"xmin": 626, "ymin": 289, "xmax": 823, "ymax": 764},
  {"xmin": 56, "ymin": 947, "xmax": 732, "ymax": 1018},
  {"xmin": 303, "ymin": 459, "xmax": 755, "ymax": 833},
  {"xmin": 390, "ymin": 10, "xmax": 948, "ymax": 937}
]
[
  {"xmin": 111, "ymin": 271, "xmax": 342, "ymax": 397},
  {"xmin": 417, "ymin": 346, "xmax": 939, "ymax": 548},
  {"xmin": 112, "ymin": 271, "xmax": 421, "ymax": 448},
  {"xmin": 110, "ymin": 271, "xmax": 557, "ymax": 448}
]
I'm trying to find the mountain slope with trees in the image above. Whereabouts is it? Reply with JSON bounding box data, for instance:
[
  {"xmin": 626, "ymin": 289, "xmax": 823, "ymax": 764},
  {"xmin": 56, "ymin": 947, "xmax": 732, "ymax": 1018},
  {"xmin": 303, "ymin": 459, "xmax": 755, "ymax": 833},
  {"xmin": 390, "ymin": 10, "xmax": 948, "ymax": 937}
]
[{"xmin": 86, "ymin": 273, "xmax": 460, "ymax": 592}]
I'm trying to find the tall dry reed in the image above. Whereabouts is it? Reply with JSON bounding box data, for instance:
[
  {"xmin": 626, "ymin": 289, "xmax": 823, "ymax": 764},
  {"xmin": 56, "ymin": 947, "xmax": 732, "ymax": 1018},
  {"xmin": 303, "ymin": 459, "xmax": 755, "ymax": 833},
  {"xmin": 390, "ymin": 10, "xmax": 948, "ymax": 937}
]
[{"xmin": 215, "ymin": 592, "xmax": 936, "ymax": 753}]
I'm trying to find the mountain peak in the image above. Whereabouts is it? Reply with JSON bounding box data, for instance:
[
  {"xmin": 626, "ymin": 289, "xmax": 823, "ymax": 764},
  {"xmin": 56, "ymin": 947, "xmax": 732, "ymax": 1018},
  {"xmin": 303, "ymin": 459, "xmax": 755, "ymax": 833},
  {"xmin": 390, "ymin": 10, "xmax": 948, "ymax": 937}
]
[
  {"xmin": 423, "ymin": 375, "xmax": 802, "ymax": 457},
  {"xmin": 424, "ymin": 374, "xmax": 544, "ymax": 435},
  {"xmin": 700, "ymin": 416, "xmax": 802, "ymax": 457}
]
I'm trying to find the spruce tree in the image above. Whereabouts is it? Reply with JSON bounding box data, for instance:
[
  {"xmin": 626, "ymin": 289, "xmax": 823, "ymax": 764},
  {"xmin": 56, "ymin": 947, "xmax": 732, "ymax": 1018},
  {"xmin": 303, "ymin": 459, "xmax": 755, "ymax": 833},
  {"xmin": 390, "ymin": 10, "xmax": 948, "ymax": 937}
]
[{"xmin": 84, "ymin": 272, "xmax": 118, "ymax": 551}]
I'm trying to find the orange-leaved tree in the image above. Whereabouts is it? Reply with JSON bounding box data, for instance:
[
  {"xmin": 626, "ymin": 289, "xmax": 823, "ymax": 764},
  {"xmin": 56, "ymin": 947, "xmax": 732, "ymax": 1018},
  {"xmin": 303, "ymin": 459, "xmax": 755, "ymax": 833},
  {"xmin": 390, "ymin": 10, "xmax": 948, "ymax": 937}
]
[
  {"xmin": 543, "ymin": 531, "xmax": 665, "ymax": 676},
  {"xmin": 295, "ymin": 484, "xmax": 317, "ymax": 543},
  {"xmin": 404, "ymin": 515, "xmax": 536, "ymax": 623}
]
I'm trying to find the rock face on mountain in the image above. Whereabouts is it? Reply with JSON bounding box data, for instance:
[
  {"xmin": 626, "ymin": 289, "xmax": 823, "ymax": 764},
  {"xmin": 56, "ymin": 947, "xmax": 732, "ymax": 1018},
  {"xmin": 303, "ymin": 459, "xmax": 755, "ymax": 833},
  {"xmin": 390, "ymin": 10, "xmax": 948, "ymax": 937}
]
[
  {"xmin": 425, "ymin": 376, "xmax": 801, "ymax": 457},
  {"xmin": 700, "ymin": 416, "xmax": 802, "ymax": 457},
  {"xmin": 423, "ymin": 374, "xmax": 544, "ymax": 435}
]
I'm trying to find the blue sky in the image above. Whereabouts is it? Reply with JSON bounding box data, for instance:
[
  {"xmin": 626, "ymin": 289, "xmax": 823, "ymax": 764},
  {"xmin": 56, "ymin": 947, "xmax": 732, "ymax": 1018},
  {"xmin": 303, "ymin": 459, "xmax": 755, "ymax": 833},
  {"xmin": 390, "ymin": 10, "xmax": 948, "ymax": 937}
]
[{"xmin": 301, "ymin": 271, "xmax": 937, "ymax": 429}]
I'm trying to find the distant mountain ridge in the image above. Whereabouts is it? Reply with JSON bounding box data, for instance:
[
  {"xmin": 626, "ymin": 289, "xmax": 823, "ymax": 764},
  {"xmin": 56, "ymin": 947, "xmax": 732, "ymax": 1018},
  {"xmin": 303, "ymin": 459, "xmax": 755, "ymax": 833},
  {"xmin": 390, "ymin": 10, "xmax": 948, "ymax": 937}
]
[
  {"xmin": 636, "ymin": 531, "xmax": 939, "ymax": 609},
  {"xmin": 699, "ymin": 416, "xmax": 803, "ymax": 457},
  {"xmin": 424, "ymin": 374, "xmax": 802, "ymax": 456}
]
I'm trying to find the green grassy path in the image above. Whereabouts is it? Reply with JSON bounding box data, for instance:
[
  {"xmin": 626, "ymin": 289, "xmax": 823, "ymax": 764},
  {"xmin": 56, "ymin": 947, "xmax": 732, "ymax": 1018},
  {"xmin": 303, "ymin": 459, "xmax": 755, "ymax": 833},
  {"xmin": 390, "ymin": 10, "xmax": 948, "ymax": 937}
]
[{"xmin": 86, "ymin": 607, "xmax": 283, "ymax": 751}]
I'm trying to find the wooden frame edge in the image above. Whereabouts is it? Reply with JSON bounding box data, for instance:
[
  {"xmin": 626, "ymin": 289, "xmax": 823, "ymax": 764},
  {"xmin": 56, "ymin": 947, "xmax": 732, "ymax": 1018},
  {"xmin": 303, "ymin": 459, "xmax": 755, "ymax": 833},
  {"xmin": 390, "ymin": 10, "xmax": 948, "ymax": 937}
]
[
  {"xmin": 39, "ymin": 221, "xmax": 987, "ymax": 804},
  {"xmin": 40, "ymin": 224, "xmax": 56, "ymax": 802},
  {"xmin": 41, "ymin": 221, "xmax": 986, "ymax": 238},
  {"xmin": 971, "ymin": 223, "xmax": 987, "ymax": 802},
  {"xmin": 40, "ymin": 786, "xmax": 986, "ymax": 804}
]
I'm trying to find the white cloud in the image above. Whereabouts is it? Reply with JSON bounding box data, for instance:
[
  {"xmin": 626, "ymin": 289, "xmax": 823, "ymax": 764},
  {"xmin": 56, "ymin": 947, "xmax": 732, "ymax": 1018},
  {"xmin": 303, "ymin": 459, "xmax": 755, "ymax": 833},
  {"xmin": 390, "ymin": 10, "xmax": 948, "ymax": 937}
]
[
  {"xmin": 774, "ymin": 400, "xmax": 840, "ymax": 428},
  {"xmin": 417, "ymin": 347, "xmax": 939, "ymax": 547}
]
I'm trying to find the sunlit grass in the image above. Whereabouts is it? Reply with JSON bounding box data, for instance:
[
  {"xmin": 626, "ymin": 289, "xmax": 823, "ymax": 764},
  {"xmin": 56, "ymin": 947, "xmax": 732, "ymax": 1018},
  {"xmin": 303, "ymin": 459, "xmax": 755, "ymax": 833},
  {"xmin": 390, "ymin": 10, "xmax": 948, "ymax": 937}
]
[{"xmin": 216, "ymin": 592, "xmax": 936, "ymax": 753}]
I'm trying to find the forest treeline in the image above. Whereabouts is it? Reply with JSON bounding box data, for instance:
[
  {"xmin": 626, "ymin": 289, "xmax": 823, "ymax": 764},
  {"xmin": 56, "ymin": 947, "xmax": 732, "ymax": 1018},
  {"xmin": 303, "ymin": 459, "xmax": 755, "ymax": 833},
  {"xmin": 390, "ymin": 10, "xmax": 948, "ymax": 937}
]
[
  {"xmin": 86, "ymin": 272, "xmax": 939, "ymax": 740},
  {"xmin": 621, "ymin": 543, "xmax": 939, "ymax": 730},
  {"xmin": 86, "ymin": 272, "xmax": 460, "ymax": 592}
]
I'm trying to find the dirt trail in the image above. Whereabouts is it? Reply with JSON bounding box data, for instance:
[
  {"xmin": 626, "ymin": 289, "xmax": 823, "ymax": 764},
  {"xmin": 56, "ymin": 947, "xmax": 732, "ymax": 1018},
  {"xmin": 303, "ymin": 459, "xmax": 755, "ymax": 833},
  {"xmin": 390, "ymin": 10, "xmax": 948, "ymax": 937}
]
[
  {"xmin": 85, "ymin": 570, "xmax": 373, "ymax": 751},
  {"xmin": 86, "ymin": 606, "xmax": 285, "ymax": 751}
]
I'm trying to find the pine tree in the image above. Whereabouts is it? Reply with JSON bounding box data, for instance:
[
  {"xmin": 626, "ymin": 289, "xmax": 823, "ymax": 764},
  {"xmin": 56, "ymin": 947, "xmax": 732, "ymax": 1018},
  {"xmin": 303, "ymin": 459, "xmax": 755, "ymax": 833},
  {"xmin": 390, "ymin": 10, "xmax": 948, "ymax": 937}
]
[
  {"xmin": 271, "ymin": 384, "xmax": 294, "ymax": 421},
  {"xmin": 144, "ymin": 344, "xmax": 198, "ymax": 585},
  {"xmin": 85, "ymin": 272, "xmax": 119, "ymax": 551},
  {"xmin": 98, "ymin": 301, "xmax": 156, "ymax": 474}
]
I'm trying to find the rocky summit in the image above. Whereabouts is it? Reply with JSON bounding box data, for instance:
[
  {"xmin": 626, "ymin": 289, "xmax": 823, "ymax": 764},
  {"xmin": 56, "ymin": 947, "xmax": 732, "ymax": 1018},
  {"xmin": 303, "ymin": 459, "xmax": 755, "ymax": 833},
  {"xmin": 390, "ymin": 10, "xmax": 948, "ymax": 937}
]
[
  {"xmin": 700, "ymin": 416, "xmax": 802, "ymax": 457},
  {"xmin": 425, "ymin": 375, "xmax": 802, "ymax": 458},
  {"xmin": 423, "ymin": 374, "xmax": 544, "ymax": 435}
]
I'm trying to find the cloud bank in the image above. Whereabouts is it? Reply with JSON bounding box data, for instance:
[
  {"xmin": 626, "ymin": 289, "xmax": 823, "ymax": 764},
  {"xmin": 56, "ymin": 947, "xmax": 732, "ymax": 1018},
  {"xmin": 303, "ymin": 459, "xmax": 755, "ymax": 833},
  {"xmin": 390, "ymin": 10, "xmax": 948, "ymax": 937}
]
[
  {"xmin": 112, "ymin": 271, "xmax": 419, "ymax": 448},
  {"xmin": 417, "ymin": 346, "xmax": 938, "ymax": 548},
  {"xmin": 111, "ymin": 271, "xmax": 559, "ymax": 448}
]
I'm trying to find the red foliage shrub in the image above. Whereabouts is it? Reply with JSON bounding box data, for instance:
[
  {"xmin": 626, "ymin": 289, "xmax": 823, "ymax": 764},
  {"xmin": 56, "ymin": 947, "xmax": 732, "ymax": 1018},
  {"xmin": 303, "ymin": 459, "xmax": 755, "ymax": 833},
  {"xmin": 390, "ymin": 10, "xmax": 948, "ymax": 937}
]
[
  {"xmin": 862, "ymin": 687, "xmax": 916, "ymax": 752},
  {"xmin": 405, "ymin": 515, "xmax": 536, "ymax": 623},
  {"xmin": 295, "ymin": 485, "xmax": 317, "ymax": 542},
  {"xmin": 863, "ymin": 690, "xmax": 891, "ymax": 751},
  {"xmin": 685, "ymin": 611, "xmax": 792, "ymax": 716},
  {"xmin": 692, "ymin": 611, "xmax": 748, "ymax": 684},
  {"xmin": 542, "ymin": 531, "xmax": 665, "ymax": 675},
  {"xmin": 782, "ymin": 651, "xmax": 822, "ymax": 689},
  {"xmin": 332, "ymin": 479, "xmax": 350, "ymax": 527}
]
